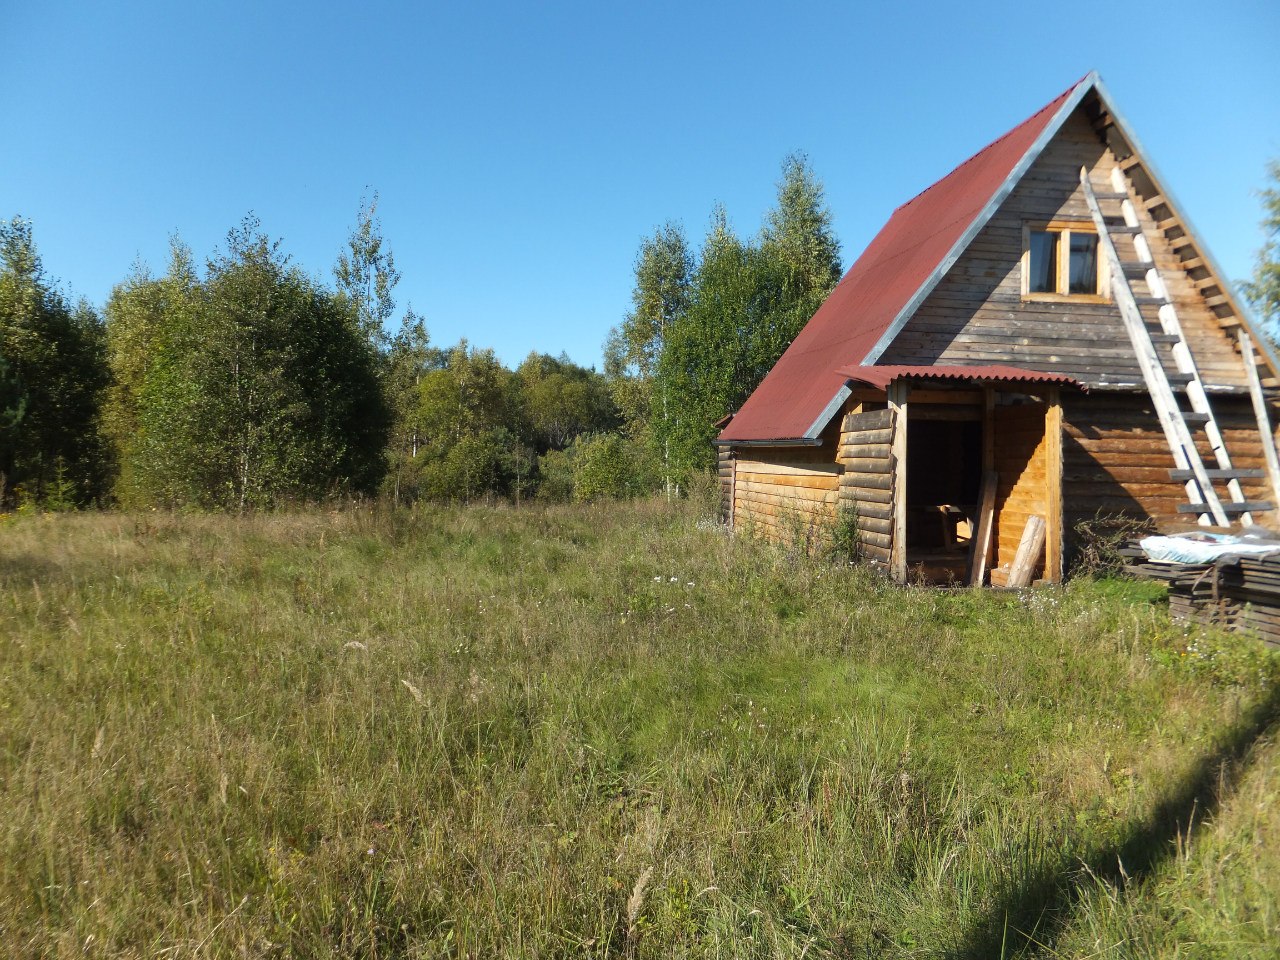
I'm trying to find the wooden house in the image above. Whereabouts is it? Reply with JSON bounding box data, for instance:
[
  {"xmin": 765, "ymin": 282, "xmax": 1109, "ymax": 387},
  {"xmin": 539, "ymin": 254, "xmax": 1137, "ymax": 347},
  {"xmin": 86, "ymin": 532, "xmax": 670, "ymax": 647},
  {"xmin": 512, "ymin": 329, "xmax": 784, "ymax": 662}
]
[{"xmin": 715, "ymin": 72, "xmax": 1280, "ymax": 585}]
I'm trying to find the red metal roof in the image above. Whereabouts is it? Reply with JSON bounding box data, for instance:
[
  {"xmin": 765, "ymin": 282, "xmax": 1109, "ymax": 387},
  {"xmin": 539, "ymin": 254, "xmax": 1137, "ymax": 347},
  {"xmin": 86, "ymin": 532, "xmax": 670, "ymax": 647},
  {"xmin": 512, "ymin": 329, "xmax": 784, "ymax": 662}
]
[
  {"xmin": 835, "ymin": 364, "xmax": 1087, "ymax": 392},
  {"xmin": 718, "ymin": 74, "xmax": 1094, "ymax": 442}
]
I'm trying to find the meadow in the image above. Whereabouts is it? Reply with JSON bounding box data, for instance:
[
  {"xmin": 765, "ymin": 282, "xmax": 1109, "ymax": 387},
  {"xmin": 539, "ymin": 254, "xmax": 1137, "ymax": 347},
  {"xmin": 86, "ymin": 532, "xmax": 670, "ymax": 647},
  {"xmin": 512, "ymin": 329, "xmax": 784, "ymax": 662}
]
[{"xmin": 1, "ymin": 500, "xmax": 1277, "ymax": 958}]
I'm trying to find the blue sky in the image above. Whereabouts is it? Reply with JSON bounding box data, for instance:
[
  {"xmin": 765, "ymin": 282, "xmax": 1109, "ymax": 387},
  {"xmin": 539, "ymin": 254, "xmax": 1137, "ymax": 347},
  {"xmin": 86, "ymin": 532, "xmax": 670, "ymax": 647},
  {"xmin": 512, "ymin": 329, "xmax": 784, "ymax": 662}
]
[{"xmin": 3, "ymin": 0, "xmax": 1277, "ymax": 368}]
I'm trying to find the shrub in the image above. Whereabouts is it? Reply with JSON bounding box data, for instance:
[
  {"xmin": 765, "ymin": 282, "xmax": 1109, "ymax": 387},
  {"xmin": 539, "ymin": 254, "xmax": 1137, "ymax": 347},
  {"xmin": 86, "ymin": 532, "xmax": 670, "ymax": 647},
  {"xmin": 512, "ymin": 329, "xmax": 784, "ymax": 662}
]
[{"xmin": 1070, "ymin": 511, "xmax": 1156, "ymax": 577}]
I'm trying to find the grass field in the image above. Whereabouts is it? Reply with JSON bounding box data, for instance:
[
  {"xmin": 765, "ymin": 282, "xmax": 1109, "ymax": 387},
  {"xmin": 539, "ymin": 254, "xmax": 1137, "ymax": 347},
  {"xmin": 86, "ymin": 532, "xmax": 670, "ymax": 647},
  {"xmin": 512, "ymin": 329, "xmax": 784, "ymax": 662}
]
[{"xmin": 1, "ymin": 500, "xmax": 1277, "ymax": 958}]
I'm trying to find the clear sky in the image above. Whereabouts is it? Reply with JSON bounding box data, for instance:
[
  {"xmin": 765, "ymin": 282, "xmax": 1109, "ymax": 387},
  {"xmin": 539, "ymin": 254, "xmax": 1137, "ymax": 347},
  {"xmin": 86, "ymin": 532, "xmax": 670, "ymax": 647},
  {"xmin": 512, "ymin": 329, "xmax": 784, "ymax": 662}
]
[{"xmin": 3, "ymin": 0, "xmax": 1277, "ymax": 369}]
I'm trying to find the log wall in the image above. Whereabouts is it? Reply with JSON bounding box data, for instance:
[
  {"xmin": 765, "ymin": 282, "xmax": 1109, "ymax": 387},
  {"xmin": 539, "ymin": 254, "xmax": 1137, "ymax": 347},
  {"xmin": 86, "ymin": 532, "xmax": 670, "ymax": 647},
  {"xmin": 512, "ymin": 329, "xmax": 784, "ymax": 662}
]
[
  {"xmin": 836, "ymin": 407, "xmax": 895, "ymax": 564},
  {"xmin": 1062, "ymin": 393, "xmax": 1277, "ymax": 558},
  {"xmin": 717, "ymin": 445, "xmax": 733, "ymax": 524}
]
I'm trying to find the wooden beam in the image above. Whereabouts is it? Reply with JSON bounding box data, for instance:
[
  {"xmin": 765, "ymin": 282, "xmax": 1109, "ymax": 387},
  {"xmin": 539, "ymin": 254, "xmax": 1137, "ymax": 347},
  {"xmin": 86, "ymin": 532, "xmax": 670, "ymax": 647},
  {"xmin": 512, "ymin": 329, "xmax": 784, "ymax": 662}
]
[
  {"xmin": 968, "ymin": 470, "xmax": 998, "ymax": 587},
  {"xmin": 888, "ymin": 381, "xmax": 910, "ymax": 582},
  {"xmin": 1240, "ymin": 329, "xmax": 1280, "ymax": 515},
  {"xmin": 1045, "ymin": 387, "xmax": 1063, "ymax": 583}
]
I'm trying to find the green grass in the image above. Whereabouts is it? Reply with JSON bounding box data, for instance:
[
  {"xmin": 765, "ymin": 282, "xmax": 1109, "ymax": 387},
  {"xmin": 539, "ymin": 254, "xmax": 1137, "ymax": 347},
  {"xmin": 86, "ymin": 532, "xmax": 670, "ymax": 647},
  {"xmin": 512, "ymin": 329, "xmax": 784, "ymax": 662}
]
[{"xmin": 0, "ymin": 500, "xmax": 1276, "ymax": 958}]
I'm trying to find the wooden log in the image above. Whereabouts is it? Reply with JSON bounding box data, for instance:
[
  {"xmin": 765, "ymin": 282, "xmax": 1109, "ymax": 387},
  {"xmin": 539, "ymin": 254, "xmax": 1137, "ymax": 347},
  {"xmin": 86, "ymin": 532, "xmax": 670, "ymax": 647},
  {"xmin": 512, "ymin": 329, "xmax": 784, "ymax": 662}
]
[
  {"xmin": 1007, "ymin": 515, "xmax": 1047, "ymax": 588},
  {"xmin": 851, "ymin": 503, "xmax": 893, "ymax": 522},
  {"xmin": 841, "ymin": 486, "xmax": 893, "ymax": 505},
  {"xmin": 839, "ymin": 472, "xmax": 893, "ymax": 490},
  {"xmin": 840, "ymin": 457, "xmax": 892, "ymax": 474},
  {"xmin": 840, "ymin": 427, "xmax": 893, "ymax": 446},
  {"xmin": 856, "ymin": 516, "xmax": 893, "ymax": 536},
  {"xmin": 842, "ymin": 408, "xmax": 893, "ymax": 432}
]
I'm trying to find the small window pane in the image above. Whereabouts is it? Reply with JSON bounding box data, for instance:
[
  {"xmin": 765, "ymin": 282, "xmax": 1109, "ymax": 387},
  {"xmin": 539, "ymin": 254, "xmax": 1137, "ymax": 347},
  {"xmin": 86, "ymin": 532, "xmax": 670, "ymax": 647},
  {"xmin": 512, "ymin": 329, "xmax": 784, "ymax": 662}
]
[
  {"xmin": 1068, "ymin": 232, "xmax": 1098, "ymax": 294},
  {"xmin": 1028, "ymin": 231, "xmax": 1058, "ymax": 293}
]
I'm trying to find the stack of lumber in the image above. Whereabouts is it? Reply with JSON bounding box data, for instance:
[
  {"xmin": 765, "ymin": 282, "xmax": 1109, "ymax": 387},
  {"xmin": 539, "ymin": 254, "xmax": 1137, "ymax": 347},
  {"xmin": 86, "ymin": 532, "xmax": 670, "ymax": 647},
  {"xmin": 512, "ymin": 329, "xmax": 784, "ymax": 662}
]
[{"xmin": 1121, "ymin": 541, "xmax": 1280, "ymax": 646}]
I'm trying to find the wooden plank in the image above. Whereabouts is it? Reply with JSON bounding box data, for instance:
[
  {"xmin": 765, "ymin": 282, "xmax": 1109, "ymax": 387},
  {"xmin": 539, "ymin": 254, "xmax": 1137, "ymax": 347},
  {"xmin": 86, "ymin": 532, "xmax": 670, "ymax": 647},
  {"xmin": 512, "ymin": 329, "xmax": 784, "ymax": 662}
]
[
  {"xmin": 1239, "ymin": 329, "xmax": 1280, "ymax": 514},
  {"xmin": 1177, "ymin": 501, "xmax": 1273, "ymax": 514},
  {"xmin": 734, "ymin": 460, "xmax": 839, "ymax": 477},
  {"xmin": 888, "ymin": 385, "xmax": 908, "ymax": 582},
  {"xmin": 1169, "ymin": 468, "xmax": 1266, "ymax": 480},
  {"xmin": 967, "ymin": 470, "xmax": 998, "ymax": 587},
  {"xmin": 1007, "ymin": 516, "xmax": 1047, "ymax": 589},
  {"xmin": 736, "ymin": 473, "xmax": 839, "ymax": 492}
]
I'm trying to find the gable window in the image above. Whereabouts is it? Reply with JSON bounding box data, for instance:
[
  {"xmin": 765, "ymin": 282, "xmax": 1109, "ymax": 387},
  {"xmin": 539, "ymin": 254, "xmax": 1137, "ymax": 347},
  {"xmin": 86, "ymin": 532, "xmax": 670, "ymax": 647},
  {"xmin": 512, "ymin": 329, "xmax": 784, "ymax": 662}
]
[{"xmin": 1022, "ymin": 221, "xmax": 1106, "ymax": 301}]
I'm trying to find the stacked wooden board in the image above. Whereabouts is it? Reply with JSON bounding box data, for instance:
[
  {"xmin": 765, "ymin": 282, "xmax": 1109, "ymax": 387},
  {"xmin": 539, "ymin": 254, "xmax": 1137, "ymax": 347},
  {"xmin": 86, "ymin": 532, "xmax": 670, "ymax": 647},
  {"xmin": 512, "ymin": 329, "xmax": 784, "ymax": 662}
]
[{"xmin": 1122, "ymin": 542, "xmax": 1280, "ymax": 647}]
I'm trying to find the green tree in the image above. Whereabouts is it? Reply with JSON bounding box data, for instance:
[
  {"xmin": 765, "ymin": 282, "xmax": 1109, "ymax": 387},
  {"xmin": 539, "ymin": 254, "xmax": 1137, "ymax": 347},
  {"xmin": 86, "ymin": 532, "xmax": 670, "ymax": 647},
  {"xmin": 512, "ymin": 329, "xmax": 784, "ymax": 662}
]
[
  {"xmin": 335, "ymin": 192, "xmax": 401, "ymax": 347},
  {"xmin": 516, "ymin": 352, "xmax": 617, "ymax": 452},
  {"xmin": 760, "ymin": 151, "xmax": 842, "ymax": 327},
  {"xmin": 571, "ymin": 432, "xmax": 642, "ymax": 502},
  {"xmin": 383, "ymin": 311, "xmax": 446, "ymax": 503},
  {"xmin": 0, "ymin": 350, "xmax": 26, "ymax": 494},
  {"xmin": 0, "ymin": 217, "xmax": 110, "ymax": 504},
  {"xmin": 103, "ymin": 243, "xmax": 206, "ymax": 504},
  {"xmin": 645, "ymin": 154, "xmax": 843, "ymax": 480},
  {"xmin": 656, "ymin": 210, "xmax": 780, "ymax": 475},
  {"xmin": 604, "ymin": 222, "xmax": 692, "ymax": 491},
  {"xmin": 405, "ymin": 341, "xmax": 530, "ymax": 502},
  {"xmin": 1243, "ymin": 159, "xmax": 1280, "ymax": 334},
  {"xmin": 104, "ymin": 217, "xmax": 390, "ymax": 508}
]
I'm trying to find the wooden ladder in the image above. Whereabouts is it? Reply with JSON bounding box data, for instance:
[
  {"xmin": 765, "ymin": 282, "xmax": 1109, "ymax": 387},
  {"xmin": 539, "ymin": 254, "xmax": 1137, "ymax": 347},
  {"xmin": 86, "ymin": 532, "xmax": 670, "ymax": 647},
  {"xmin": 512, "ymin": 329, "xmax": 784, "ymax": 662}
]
[{"xmin": 1081, "ymin": 167, "xmax": 1273, "ymax": 527}]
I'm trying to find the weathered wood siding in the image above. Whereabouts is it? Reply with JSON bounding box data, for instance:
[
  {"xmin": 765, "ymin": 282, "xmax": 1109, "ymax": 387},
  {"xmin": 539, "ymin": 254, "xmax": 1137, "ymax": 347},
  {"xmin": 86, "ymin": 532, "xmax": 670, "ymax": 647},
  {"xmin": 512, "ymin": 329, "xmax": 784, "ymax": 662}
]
[
  {"xmin": 836, "ymin": 407, "xmax": 894, "ymax": 564},
  {"xmin": 993, "ymin": 403, "xmax": 1049, "ymax": 571},
  {"xmin": 880, "ymin": 107, "xmax": 1247, "ymax": 390},
  {"xmin": 732, "ymin": 446, "xmax": 840, "ymax": 539},
  {"xmin": 1062, "ymin": 393, "xmax": 1276, "ymax": 554}
]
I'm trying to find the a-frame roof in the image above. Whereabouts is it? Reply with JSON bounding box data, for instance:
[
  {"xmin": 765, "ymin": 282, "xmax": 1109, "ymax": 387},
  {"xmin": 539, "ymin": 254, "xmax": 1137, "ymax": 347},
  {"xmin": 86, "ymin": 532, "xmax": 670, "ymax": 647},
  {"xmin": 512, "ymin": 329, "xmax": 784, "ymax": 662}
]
[{"xmin": 718, "ymin": 72, "xmax": 1273, "ymax": 444}]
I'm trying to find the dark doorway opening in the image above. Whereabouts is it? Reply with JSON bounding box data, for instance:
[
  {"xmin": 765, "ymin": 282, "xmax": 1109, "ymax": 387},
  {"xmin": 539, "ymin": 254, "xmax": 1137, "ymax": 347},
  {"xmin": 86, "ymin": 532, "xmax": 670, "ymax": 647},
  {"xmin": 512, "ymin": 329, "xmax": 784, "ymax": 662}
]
[{"xmin": 906, "ymin": 415, "xmax": 983, "ymax": 581}]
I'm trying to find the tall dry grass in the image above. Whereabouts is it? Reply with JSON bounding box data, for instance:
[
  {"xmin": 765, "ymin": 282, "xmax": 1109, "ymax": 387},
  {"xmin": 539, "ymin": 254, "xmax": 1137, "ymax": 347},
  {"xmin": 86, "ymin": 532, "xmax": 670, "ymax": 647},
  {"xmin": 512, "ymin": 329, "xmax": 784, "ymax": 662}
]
[{"xmin": 0, "ymin": 501, "xmax": 1274, "ymax": 957}]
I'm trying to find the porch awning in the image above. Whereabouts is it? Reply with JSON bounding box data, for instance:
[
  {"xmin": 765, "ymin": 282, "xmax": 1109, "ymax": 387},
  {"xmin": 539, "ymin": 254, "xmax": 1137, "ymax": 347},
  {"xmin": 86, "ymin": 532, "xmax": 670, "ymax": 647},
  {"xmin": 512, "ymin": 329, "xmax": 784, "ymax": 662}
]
[{"xmin": 834, "ymin": 364, "xmax": 1088, "ymax": 393}]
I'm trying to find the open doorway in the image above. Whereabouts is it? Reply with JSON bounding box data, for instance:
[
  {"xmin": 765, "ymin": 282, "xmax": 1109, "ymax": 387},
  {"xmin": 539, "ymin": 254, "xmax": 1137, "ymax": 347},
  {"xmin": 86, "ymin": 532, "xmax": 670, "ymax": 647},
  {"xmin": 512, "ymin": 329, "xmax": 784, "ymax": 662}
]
[{"xmin": 905, "ymin": 411, "xmax": 984, "ymax": 582}]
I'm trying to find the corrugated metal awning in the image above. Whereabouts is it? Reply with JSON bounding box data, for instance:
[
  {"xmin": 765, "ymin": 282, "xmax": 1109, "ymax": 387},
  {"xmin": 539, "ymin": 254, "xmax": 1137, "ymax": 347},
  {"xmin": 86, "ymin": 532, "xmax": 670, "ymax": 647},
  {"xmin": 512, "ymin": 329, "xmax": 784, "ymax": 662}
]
[{"xmin": 835, "ymin": 364, "xmax": 1089, "ymax": 392}]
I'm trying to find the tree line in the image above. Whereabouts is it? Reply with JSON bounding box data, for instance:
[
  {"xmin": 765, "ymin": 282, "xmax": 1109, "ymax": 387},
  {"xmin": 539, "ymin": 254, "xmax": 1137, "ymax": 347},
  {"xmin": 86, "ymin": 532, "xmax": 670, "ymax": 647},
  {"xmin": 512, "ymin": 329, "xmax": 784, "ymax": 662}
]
[{"xmin": 0, "ymin": 155, "xmax": 845, "ymax": 510}]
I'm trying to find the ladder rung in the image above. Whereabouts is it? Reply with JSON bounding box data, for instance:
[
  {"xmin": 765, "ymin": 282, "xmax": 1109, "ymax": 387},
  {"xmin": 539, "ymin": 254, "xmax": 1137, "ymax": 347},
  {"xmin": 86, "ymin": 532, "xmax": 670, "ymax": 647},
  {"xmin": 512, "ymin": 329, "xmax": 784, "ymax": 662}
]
[
  {"xmin": 1170, "ymin": 468, "xmax": 1266, "ymax": 481},
  {"xmin": 1165, "ymin": 372, "xmax": 1196, "ymax": 384},
  {"xmin": 1149, "ymin": 333, "xmax": 1180, "ymax": 343},
  {"xmin": 1120, "ymin": 261, "xmax": 1150, "ymax": 278},
  {"xmin": 1092, "ymin": 190, "xmax": 1129, "ymax": 200},
  {"xmin": 1133, "ymin": 296, "xmax": 1168, "ymax": 307},
  {"xmin": 1110, "ymin": 224, "xmax": 1144, "ymax": 235},
  {"xmin": 1180, "ymin": 412, "xmax": 1211, "ymax": 425},
  {"xmin": 1177, "ymin": 501, "xmax": 1274, "ymax": 515}
]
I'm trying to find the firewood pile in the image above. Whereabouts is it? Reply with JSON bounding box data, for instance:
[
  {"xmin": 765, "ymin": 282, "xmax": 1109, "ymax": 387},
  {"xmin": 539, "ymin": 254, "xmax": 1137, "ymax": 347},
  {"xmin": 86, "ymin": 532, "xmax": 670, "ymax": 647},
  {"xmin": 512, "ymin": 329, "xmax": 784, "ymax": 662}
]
[{"xmin": 1120, "ymin": 541, "xmax": 1280, "ymax": 647}]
